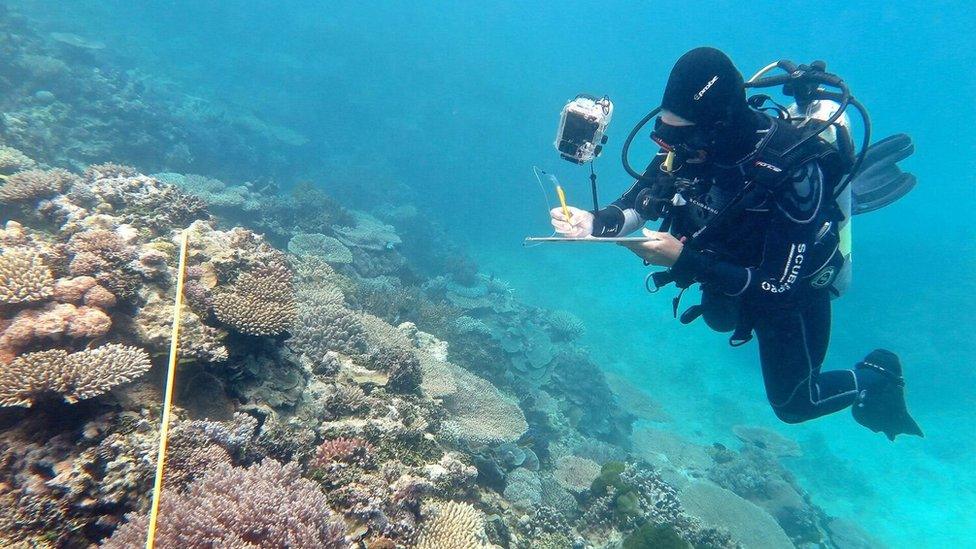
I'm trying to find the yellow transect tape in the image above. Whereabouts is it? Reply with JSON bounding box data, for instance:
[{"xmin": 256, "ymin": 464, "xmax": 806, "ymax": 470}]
[{"xmin": 145, "ymin": 229, "xmax": 189, "ymax": 549}]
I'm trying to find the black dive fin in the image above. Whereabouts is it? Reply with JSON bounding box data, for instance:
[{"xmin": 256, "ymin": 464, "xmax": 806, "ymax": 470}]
[
  {"xmin": 852, "ymin": 349, "xmax": 924, "ymax": 441},
  {"xmin": 849, "ymin": 133, "xmax": 917, "ymax": 215}
]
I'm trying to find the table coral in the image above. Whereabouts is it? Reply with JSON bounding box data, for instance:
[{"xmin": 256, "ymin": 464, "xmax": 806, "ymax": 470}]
[
  {"xmin": 0, "ymin": 343, "xmax": 151, "ymax": 407},
  {"xmin": 333, "ymin": 210, "xmax": 402, "ymax": 251},
  {"xmin": 437, "ymin": 362, "xmax": 528, "ymax": 447},
  {"xmin": 679, "ymin": 480, "xmax": 792, "ymax": 549},
  {"xmin": 503, "ymin": 467, "xmax": 542, "ymax": 509},
  {"xmin": 552, "ymin": 455, "xmax": 602, "ymax": 494},
  {"xmin": 288, "ymin": 232, "xmax": 354, "ymax": 264}
]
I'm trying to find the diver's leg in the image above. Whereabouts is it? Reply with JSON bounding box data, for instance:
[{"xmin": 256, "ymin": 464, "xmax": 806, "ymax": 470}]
[{"xmin": 755, "ymin": 293, "xmax": 859, "ymax": 423}]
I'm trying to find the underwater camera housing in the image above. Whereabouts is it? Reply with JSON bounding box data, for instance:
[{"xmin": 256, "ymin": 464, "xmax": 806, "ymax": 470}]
[{"xmin": 554, "ymin": 94, "xmax": 613, "ymax": 164}]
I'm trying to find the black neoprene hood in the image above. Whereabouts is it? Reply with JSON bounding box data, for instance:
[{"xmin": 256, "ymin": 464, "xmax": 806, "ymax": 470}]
[{"xmin": 661, "ymin": 47, "xmax": 748, "ymax": 126}]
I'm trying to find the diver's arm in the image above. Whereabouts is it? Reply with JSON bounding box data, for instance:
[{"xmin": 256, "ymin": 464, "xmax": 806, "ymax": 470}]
[
  {"xmin": 592, "ymin": 154, "xmax": 668, "ymax": 237},
  {"xmin": 592, "ymin": 205, "xmax": 643, "ymax": 237},
  {"xmin": 670, "ymin": 163, "xmax": 829, "ymax": 305}
]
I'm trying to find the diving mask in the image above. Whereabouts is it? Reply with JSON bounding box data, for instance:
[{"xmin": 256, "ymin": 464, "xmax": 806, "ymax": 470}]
[{"xmin": 650, "ymin": 117, "xmax": 709, "ymax": 172}]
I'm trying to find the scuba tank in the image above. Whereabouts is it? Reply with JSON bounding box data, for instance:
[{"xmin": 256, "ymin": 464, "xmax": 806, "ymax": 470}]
[{"xmin": 787, "ymin": 99, "xmax": 854, "ymax": 297}]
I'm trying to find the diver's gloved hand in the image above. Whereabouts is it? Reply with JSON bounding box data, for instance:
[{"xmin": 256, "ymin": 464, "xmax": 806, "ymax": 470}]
[{"xmin": 550, "ymin": 206, "xmax": 594, "ymax": 238}]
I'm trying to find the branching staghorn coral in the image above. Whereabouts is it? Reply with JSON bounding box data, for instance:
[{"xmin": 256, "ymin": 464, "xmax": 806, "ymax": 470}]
[
  {"xmin": 102, "ymin": 460, "xmax": 349, "ymax": 549},
  {"xmin": 0, "ymin": 247, "xmax": 54, "ymax": 304},
  {"xmin": 213, "ymin": 264, "xmax": 297, "ymax": 336},
  {"xmin": 0, "ymin": 343, "xmax": 151, "ymax": 407}
]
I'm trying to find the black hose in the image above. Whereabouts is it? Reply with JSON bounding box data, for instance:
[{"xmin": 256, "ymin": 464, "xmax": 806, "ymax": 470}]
[{"xmin": 621, "ymin": 106, "xmax": 661, "ymax": 180}]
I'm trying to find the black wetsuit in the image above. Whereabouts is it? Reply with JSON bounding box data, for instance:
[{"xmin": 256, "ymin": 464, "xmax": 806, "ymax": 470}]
[{"xmin": 594, "ymin": 112, "xmax": 878, "ymax": 423}]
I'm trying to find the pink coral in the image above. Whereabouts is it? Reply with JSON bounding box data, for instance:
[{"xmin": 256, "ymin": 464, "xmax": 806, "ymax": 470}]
[
  {"xmin": 33, "ymin": 303, "xmax": 74, "ymax": 339},
  {"xmin": 313, "ymin": 437, "xmax": 376, "ymax": 469},
  {"xmin": 53, "ymin": 276, "xmax": 98, "ymax": 303},
  {"xmin": 102, "ymin": 460, "xmax": 349, "ymax": 549},
  {"xmin": 65, "ymin": 306, "xmax": 111, "ymax": 339},
  {"xmin": 68, "ymin": 251, "xmax": 109, "ymax": 276},
  {"xmin": 0, "ymin": 302, "xmax": 112, "ymax": 352},
  {"xmin": 82, "ymin": 285, "xmax": 116, "ymax": 308},
  {"xmin": 1, "ymin": 312, "xmax": 37, "ymax": 348}
]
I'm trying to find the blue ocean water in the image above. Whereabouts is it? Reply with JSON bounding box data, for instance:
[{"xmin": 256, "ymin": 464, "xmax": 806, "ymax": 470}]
[{"xmin": 12, "ymin": 1, "xmax": 975, "ymax": 546}]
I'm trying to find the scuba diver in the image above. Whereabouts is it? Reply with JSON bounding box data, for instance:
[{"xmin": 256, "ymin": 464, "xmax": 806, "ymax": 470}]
[{"xmin": 550, "ymin": 47, "xmax": 922, "ymax": 440}]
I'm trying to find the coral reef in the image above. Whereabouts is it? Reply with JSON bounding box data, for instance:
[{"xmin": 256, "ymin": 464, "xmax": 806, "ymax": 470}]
[
  {"xmin": 0, "ymin": 168, "xmax": 77, "ymax": 204},
  {"xmin": 102, "ymin": 460, "xmax": 349, "ymax": 548},
  {"xmin": 0, "ymin": 12, "xmax": 307, "ymax": 180},
  {"xmin": 0, "ymin": 13, "xmax": 879, "ymax": 547}
]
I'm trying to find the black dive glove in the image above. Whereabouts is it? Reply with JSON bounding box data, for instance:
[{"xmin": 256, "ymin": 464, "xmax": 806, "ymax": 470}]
[{"xmin": 634, "ymin": 183, "xmax": 674, "ymax": 221}]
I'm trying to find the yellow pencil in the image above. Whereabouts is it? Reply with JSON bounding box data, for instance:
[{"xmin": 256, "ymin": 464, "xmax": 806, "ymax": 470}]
[{"xmin": 556, "ymin": 184, "xmax": 572, "ymax": 222}]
